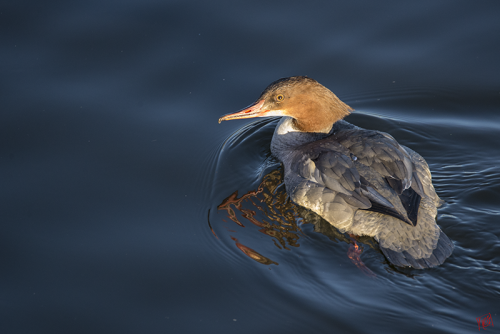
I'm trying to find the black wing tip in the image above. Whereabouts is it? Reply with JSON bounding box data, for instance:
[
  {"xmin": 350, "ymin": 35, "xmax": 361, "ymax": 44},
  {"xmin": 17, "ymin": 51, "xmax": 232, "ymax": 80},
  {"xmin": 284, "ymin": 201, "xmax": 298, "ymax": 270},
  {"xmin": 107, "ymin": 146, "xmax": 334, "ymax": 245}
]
[
  {"xmin": 399, "ymin": 187, "xmax": 421, "ymax": 226},
  {"xmin": 363, "ymin": 202, "xmax": 416, "ymax": 227},
  {"xmin": 380, "ymin": 230, "xmax": 454, "ymax": 269},
  {"xmin": 386, "ymin": 177, "xmax": 404, "ymax": 195}
]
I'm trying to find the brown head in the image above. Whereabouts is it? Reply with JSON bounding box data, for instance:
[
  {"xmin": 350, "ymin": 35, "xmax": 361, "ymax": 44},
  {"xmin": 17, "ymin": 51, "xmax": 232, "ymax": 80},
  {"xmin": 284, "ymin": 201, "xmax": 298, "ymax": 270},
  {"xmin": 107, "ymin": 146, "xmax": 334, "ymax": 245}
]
[{"xmin": 219, "ymin": 76, "xmax": 353, "ymax": 133}]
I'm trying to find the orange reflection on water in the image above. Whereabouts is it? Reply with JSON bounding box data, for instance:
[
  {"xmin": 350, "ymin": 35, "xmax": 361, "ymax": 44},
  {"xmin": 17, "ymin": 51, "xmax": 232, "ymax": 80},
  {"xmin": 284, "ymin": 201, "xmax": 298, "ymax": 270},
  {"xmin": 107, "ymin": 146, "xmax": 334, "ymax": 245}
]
[
  {"xmin": 217, "ymin": 187, "xmax": 264, "ymax": 227},
  {"xmin": 231, "ymin": 236, "xmax": 278, "ymax": 265},
  {"xmin": 217, "ymin": 169, "xmax": 302, "ymax": 250}
]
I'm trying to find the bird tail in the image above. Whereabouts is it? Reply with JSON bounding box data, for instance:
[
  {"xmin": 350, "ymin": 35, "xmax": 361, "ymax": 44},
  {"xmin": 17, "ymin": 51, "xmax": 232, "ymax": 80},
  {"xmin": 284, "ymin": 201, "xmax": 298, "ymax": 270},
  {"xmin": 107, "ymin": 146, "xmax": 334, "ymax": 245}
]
[{"xmin": 380, "ymin": 229, "xmax": 454, "ymax": 269}]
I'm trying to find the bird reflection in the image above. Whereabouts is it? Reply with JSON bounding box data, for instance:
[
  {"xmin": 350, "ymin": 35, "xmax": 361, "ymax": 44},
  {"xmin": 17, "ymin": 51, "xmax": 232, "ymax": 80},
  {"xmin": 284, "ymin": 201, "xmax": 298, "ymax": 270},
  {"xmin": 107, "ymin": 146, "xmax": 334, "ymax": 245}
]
[
  {"xmin": 217, "ymin": 168, "xmax": 301, "ymax": 251},
  {"xmin": 231, "ymin": 236, "xmax": 278, "ymax": 266},
  {"xmin": 216, "ymin": 167, "xmax": 386, "ymax": 276}
]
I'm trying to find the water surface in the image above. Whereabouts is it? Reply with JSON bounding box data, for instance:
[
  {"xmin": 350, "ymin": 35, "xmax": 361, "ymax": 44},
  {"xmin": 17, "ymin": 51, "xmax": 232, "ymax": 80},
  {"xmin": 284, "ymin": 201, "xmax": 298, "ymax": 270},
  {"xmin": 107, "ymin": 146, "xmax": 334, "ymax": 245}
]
[{"xmin": 1, "ymin": 1, "xmax": 499, "ymax": 333}]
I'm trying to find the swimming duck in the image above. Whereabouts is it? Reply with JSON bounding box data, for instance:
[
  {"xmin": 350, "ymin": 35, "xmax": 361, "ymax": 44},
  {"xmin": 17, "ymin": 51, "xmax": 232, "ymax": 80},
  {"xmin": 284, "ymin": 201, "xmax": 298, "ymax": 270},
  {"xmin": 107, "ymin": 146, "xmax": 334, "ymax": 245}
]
[{"xmin": 219, "ymin": 76, "xmax": 454, "ymax": 269}]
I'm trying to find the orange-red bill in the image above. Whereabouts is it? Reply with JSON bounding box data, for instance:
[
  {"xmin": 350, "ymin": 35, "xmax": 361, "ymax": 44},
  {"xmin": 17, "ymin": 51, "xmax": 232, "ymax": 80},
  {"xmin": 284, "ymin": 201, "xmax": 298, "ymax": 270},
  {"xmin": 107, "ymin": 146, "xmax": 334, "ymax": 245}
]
[{"xmin": 218, "ymin": 100, "xmax": 267, "ymax": 123}]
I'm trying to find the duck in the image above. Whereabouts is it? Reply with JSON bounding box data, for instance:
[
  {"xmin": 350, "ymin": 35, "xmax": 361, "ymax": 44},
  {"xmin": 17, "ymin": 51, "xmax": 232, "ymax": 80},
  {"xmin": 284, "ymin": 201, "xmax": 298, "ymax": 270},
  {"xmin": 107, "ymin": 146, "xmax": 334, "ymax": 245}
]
[{"xmin": 219, "ymin": 76, "xmax": 454, "ymax": 269}]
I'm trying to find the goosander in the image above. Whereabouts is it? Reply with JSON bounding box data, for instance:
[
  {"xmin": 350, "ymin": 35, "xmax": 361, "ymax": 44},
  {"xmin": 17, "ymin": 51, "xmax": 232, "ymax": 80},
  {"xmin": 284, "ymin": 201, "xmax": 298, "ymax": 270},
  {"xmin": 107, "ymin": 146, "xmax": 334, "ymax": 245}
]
[{"xmin": 219, "ymin": 76, "xmax": 454, "ymax": 269}]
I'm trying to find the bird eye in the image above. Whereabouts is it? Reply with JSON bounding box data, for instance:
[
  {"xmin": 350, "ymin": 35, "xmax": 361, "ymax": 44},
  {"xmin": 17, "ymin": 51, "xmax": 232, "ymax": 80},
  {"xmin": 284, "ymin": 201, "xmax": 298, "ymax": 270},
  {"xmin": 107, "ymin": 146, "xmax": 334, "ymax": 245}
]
[{"xmin": 275, "ymin": 94, "xmax": 284, "ymax": 102}]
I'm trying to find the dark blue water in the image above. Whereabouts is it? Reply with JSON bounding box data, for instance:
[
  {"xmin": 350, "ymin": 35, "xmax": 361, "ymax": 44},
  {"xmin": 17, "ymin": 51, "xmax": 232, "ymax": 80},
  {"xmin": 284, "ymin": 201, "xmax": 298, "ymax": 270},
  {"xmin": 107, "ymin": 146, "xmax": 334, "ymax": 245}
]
[{"xmin": 2, "ymin": 1, "xmax": 499, "ymax": 333}]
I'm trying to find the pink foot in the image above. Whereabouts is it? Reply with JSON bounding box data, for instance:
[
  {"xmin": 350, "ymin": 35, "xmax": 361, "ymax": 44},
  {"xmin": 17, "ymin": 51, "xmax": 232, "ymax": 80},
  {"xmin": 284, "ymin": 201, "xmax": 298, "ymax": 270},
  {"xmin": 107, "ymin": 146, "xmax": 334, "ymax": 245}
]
[{"xmin": 347, "ymin": 236, "xmax": 376, "ymax": 278}]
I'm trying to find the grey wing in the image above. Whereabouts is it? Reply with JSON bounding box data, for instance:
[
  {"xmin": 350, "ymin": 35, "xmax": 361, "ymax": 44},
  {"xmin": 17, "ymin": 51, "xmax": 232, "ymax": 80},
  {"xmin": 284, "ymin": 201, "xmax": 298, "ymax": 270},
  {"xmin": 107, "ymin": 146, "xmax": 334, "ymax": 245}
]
[
  {"xmin": 334, "ymin": 129, "xmax": 425, "ymax": 196},
  {"xmin": 288, "ymin": 148, "xmax": 373, "ymax": 232}
]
